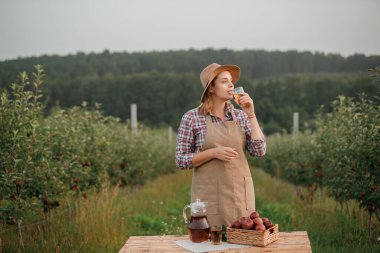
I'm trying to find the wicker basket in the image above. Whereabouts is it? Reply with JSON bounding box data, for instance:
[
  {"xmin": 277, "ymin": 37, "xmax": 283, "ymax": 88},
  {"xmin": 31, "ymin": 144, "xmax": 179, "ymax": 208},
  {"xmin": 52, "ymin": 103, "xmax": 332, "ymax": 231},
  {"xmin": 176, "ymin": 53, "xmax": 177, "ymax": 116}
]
[{"xmin": 226, "ymin": 224, "xmax": 279, "ymax": 247}]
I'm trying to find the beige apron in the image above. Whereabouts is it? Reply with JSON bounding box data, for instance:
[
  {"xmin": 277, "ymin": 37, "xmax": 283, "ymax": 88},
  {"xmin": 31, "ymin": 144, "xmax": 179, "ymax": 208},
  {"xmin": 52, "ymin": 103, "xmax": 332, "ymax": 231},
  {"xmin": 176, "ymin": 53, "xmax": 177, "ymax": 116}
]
[{"xmin": 191, "ymin": 114, "xmax": 255, "ymax": 226}]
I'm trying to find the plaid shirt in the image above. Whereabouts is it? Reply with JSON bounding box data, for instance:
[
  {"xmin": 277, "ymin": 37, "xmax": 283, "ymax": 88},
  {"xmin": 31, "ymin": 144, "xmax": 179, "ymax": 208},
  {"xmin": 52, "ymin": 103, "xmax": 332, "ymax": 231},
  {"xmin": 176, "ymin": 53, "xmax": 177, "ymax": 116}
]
[{"xmin": 175, "ymin": 103, "xmax": 266, "ymax": 169}]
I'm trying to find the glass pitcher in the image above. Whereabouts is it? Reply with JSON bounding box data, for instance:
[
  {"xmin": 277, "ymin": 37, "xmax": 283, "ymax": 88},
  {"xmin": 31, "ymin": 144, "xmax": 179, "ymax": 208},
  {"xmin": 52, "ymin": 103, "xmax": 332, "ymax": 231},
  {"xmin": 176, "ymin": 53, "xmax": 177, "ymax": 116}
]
[{"xmin": 183, "ymin": 198, "xmax": 210, "ymax": 243}]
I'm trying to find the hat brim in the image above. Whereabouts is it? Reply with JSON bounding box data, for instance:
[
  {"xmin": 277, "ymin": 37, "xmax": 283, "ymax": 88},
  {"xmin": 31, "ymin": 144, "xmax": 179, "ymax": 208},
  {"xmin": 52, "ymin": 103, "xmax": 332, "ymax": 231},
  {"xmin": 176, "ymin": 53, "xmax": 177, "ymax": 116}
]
[{"xmin": 201, "ymin": 65, "xmax": 240, "ymax": 102}]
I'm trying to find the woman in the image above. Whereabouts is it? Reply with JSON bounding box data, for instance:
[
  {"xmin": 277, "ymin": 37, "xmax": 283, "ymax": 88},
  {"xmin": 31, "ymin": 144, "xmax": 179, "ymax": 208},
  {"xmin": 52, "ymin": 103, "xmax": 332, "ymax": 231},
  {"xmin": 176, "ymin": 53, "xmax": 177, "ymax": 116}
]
[{"xmin": 175, "ymin": 63, "xmax": 266, "ymax": 226}]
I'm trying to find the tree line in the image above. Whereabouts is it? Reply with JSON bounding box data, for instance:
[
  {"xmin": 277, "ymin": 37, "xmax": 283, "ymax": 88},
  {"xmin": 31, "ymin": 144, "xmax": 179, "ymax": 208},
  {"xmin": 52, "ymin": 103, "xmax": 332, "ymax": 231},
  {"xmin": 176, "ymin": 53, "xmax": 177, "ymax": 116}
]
[{"xmin": 0, "ymin": 49, "xmax": 379, "ymax": 134}]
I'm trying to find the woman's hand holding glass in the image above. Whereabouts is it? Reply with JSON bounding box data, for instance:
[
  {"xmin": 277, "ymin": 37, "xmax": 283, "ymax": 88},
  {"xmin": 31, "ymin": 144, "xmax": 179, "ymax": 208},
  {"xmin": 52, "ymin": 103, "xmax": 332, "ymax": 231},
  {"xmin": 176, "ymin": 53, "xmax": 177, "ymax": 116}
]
[{"xmin": 233, "ymin": 86, "xmax": 255, "ymax": 116}]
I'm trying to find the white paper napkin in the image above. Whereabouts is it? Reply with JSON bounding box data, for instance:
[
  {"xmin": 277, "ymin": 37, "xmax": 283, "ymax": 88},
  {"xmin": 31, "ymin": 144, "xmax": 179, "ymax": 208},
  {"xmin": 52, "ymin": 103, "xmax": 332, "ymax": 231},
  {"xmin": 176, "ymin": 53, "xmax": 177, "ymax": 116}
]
[{"xmin": 174, "ymin": 239, "xmax": 250, "ymax": 253}]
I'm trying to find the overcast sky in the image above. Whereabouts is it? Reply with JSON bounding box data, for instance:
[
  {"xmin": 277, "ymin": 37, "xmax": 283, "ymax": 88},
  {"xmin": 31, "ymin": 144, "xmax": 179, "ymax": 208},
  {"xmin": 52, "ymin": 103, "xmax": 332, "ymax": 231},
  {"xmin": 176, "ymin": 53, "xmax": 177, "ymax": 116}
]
[{"xmin": 1, "ymin": 0, "xmax": 379, "ymax": 61}]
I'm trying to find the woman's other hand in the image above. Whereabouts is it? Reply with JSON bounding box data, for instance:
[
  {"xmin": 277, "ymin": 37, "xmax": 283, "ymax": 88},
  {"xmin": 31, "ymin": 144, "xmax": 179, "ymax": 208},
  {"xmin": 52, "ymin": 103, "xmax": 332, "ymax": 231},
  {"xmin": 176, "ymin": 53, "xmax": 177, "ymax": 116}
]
[{"xmin": 213, "ymin": 145, "xmax": 238, "ymax": 161}]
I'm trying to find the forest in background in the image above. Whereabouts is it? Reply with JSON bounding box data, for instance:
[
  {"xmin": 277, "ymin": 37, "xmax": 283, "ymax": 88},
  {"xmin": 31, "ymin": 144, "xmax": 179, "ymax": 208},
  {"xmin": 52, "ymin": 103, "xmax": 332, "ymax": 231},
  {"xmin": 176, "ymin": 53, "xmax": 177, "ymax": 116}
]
[{"xmin": 0, "ymin": 48, "xmax": 379, "ymax": 134}]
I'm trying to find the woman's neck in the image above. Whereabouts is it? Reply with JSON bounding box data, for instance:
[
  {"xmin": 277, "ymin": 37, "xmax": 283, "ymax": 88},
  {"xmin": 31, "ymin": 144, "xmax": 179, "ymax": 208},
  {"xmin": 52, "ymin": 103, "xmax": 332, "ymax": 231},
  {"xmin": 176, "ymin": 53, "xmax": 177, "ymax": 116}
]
[{"xmin": 211, "ymin": 98, "xmax": 226, "ymax": 119}]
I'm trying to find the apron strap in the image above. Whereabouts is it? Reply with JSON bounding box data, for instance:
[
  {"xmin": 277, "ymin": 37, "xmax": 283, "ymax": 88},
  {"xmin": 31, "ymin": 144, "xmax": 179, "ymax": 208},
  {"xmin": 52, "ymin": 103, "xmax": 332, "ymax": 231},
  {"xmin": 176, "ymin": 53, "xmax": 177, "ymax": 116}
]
[
  {"xmin": 231, "ymin": 109, "xmax": 238, "ymax": 122},
  {"xmin": 205, "ymin": 114, "xmax": 212, "ymax": 124},
  {"xmin": 228, "ymin": 102, "xmax": 239, "ymax": 124},
  {"xmin": 230, "ymin": 108, "xmax": 245, "ymax": 133}
]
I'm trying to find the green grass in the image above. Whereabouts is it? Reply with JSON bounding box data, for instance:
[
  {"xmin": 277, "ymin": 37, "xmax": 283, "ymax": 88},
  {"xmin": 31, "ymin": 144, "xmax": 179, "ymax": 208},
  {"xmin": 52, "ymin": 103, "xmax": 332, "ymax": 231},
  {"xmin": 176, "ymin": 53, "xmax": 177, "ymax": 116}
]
[{"xmin": 1, "ymin": 167, "xmax": 379, "ymax": 252}]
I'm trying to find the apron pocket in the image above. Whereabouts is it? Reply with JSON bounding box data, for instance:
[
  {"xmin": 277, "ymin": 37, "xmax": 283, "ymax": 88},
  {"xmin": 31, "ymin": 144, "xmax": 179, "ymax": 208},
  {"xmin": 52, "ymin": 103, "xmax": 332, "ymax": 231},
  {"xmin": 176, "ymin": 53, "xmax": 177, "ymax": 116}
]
[
  {"xmin": 244, "ymin": 177, "xmax": 255, "ymax": 210},
  {"xmin": 191, "ymin": 178, "xmax": 219, "ymax": 215}
]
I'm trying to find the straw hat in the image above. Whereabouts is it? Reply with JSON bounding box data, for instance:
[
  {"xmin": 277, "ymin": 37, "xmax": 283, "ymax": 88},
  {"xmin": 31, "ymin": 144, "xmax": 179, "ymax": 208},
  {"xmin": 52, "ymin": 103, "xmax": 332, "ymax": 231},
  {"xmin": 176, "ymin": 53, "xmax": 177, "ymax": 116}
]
[{"xmin": 200, "ymin": 63, "xmax": 240, "ymax": 102}]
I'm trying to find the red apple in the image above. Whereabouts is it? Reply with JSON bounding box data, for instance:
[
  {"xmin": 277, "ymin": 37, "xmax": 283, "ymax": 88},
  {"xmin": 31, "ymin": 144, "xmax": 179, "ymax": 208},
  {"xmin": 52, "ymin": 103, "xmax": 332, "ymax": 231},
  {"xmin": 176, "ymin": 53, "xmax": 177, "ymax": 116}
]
[
  {"xmin": 262, "ymin": 217, "xmax": 269, "ymax": 223},
  {"xmin": 239, "ymin": 217, "xmax": 250, "ymax": 225},
  {"xmin": 231, "ymin": 220, "xmax": 241, "ymax": 229},
  {"xmin": 249, "ymin": 211, "xmax": 260, "ymax": 219},
  {"xmin": 241, "ymin": 218, "xmax": 254, "ymax": 230},
  {"xmin": 255, "ymin": 224, "xmax": 266, "ymax": 231},
  {"xmin": 239, "ymin": 216, "xmax": 249, "ymax": 222},
  {"xmin": 253, "ymin": 217, "xmax": 263, "ymax": 225},
  {"xmin": 263, "ymin": 220, "xmax": 273, "ymax": 229}
]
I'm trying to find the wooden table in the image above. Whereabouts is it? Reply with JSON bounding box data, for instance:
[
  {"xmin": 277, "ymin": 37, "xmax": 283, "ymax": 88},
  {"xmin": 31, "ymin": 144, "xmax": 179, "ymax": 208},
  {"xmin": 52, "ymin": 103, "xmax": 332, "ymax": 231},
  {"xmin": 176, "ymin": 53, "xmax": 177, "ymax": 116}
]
[{"xmin": 119, "ymin": 231, "xmax": 312, "ymax": 252}]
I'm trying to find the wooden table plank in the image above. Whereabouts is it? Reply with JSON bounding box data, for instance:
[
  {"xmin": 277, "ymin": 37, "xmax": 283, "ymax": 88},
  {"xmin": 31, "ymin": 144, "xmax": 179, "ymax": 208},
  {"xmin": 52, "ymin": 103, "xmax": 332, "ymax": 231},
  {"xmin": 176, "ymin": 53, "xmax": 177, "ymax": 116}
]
[{"xmin": 119, "ymin": 232, "xmax": 312, "ymax": 253}]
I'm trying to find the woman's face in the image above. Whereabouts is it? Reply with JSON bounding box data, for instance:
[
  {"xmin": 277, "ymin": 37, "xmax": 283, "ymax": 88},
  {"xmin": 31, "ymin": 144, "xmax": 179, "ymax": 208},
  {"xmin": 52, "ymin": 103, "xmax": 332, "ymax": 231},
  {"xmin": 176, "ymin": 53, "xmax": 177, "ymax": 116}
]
[{"xmin": 210, "ymin": 71, "xmax": 234, "ymax": 101}]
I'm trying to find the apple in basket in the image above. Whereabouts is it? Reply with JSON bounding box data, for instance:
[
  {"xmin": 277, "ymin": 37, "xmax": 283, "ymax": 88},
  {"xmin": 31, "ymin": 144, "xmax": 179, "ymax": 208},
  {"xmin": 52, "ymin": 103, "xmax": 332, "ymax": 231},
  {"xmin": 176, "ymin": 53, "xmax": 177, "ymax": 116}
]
[
  {"xmin": 230, "ymin": 211, "xmax": 275, "ymax": 230},
  {"xmin": 255, "ymin": 224, "xmax": 266, "ymax": 231},
  {"xmin": 240, "ymin": 217, "xmax": 254, "ymax": 230},
  {"xmin": 231, "ymin": 219, "xmax": 242, "ymax": 229},
  {"xmin": 253, "ymin": 217, "xmax": 263, "ymax": 225},
  {"xmin": 249, "ymin": 211, "xmax": 260, "ymax": 219},
  {"xmin": 263, "ymin": 220, "xmax": 273, "ymax": 229}
]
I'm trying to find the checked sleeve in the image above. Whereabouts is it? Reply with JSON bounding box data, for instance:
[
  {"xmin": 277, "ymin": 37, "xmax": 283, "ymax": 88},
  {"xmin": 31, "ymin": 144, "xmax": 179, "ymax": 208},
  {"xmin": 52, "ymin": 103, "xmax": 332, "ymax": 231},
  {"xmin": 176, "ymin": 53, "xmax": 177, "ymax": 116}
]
[{"xmin": 175, "ymin": 112, "xmax": 195, "ymax": 169}]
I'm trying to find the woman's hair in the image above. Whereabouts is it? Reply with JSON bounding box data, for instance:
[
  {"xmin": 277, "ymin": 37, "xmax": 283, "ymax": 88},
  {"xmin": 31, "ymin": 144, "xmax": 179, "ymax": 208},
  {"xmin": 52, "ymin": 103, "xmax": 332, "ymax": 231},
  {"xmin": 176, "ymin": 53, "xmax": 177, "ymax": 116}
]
[{"xmin": 198, "ymin": 81, "xmax": 214, "ymax": 115}]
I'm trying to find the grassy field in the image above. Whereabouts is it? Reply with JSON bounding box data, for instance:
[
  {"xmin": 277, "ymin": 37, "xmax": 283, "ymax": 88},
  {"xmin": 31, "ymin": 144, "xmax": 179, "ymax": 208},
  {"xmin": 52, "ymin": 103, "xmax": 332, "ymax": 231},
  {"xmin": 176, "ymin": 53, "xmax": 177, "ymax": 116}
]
[{"xmin": 1, "ymin": 166, "xmax": 379, "ymax": 252}]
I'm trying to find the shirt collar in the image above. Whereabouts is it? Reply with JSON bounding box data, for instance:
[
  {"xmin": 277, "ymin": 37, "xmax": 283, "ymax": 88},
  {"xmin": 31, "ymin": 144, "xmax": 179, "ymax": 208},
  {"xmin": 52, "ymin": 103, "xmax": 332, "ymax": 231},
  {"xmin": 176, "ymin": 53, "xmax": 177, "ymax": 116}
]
[
  {"xmin": 209, "ymin": 102, "xmax": 234, "ymax": 118},
  {"xmin": 225, "ymin": 102, "xmax": 234, "ymax": 114}
]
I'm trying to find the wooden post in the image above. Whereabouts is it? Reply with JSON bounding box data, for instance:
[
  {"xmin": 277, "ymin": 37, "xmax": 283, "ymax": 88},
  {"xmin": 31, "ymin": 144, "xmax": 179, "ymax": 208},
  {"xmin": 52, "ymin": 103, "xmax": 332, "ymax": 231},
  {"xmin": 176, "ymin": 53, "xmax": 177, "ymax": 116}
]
[
  {"xmin": 292, "ymin": 112, "xmax": 299, "ymax": 150},
  {"xmin": 168, "ymin": 126, "xmax": 173, "ymax": 144},
  {"xmin": 131, "ymin": 104, "xmax": 137, "ymax": 135},
  {"xmin": 292, "ymin": 112, "xmax": 299, "ymax": 195}
]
